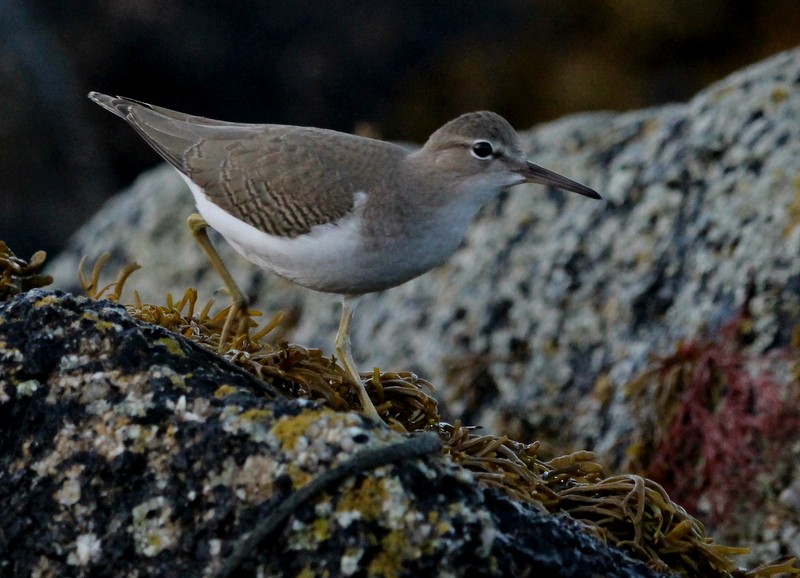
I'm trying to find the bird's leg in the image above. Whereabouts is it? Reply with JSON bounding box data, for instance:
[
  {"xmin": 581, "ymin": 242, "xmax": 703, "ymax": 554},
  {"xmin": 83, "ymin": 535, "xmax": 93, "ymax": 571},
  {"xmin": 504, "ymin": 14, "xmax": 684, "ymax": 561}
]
[
  {"xmin": 335, "ymin": 296, "xmax": 381, "ymax": 422},
  {"xmin": 187, "ymin": 214, "xmax": 250, "ymax": 351}
]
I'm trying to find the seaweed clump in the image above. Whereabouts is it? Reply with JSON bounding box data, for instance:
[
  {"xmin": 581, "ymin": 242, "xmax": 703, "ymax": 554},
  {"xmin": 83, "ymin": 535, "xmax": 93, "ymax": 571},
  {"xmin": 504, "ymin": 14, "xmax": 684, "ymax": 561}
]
[
  {"xmin": 78, "ymin": 253, "xmax": 439, "ymax": 433},
  {"xmin": 625, "ymin": 290, "xmax": 800, "ymax": 529},
  {"xmin": 442, "ymin": 422, "xmax": 800, "ymax": 577},
  {"xmin": 0, "ymin": 241, "xmax": 52, "ymax": 300}
]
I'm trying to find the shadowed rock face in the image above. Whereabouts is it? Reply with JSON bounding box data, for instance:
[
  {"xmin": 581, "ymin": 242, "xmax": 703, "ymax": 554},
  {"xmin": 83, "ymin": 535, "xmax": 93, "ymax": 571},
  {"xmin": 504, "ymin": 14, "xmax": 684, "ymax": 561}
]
[{"xmin": 0, "ymin": 290, "xmax": 662, "ymax": 577}]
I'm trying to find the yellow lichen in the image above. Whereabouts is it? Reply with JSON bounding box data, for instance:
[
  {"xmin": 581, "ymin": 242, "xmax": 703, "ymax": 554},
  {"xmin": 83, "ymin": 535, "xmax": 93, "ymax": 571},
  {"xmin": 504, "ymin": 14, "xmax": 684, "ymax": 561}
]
[
  {"xmin": 213, "ymin": 385, "xmax": 238, "ymax": 398},
  {"xmin": 772, "ymin": 87, "xmax": 789, "ymax": 103},
  {"xmin": 81, "ymin": 312, "xmax": 120, "ymax": 332},
  {"xmin": 284, "ymin": 466, "xmax": 313, "ymax": 488},
  {"xmin": 34, "ymin": 294, "xmax": 60, "ymax": 307},
  {"xmin": 337, "ymin": 477, "xmax": 389, "ymax": 523},
  {"xmin": 368, "ymin": 530, "xmax": 414, "ymax": 578},
  {"xmin": 312, "ymin": 518, "xmax": 331, "ymax": 542},
  {"xmin": 156, "ymin": 337, "xmax": 186, "ymax": 357},
  {"xmin": 270, "ymin": 410, "xmax": 326, "ymax": 452},
  {"xmin": 782, "ymin": 175, "xmax": 800, "ymax": 238},
  {"xmin": 240, "ymin": 408, "xmax": 272, "ymax": 423}
]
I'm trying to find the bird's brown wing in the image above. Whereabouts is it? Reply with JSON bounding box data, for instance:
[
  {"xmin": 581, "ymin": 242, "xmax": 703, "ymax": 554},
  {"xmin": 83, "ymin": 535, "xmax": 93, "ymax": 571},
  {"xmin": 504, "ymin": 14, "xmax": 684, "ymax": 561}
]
[{"xmin": 89, "ymin": 92, "xmax": 400, "ymax": 237}]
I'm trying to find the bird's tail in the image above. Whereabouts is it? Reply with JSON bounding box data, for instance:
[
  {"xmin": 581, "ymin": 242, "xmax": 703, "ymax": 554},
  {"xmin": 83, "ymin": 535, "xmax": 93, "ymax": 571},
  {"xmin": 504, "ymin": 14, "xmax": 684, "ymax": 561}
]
[{"xmin": 87, "ymin": 92, "xmax": 254, "ymax": 171}]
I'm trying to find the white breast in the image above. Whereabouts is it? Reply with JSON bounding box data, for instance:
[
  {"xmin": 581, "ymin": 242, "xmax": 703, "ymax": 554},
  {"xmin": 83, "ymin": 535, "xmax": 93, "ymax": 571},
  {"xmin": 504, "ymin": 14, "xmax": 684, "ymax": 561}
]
[
  {"xmin": 178, "ymin": 171, "xmax": 485, "ymax": 294},
  {"xmin": 180, "ymin": 174, "xmax": 361, "ymax": 289}
]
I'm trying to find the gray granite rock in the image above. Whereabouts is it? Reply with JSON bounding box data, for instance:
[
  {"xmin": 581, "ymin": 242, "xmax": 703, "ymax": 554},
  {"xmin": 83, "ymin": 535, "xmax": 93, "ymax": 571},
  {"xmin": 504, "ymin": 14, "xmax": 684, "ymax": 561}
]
[{"xmin": 47, "ymin": 49, "xmax": 800, "ymax": 459}]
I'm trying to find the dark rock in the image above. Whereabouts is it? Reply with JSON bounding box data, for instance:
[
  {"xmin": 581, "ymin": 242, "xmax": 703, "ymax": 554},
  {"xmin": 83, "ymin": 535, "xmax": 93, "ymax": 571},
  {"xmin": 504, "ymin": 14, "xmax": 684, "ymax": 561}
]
[{"xmin": 0, "ymin": 290, "xmax": 663, "ymax": 577}]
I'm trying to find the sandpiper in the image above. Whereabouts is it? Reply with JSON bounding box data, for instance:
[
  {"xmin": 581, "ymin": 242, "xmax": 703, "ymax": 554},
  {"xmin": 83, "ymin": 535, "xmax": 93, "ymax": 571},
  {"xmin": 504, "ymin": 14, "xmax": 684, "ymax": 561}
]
[{"xmin": 89, "ymin": 92, "xmax": 600, "ymax": 421}]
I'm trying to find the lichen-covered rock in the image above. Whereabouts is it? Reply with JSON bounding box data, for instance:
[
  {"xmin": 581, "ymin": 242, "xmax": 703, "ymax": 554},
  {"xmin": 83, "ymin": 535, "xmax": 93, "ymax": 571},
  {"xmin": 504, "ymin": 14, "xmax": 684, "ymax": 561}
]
[
  {"xmin": 0, "ymin": 290, "xmax": 661, "ymax": 577},
  {"xmin": 44, "ymin": 48, "xmax": 800, "ymax": 565},
  {"xmin": 47, "ymin": 49, "xmax": 800, "ymax": 452}
]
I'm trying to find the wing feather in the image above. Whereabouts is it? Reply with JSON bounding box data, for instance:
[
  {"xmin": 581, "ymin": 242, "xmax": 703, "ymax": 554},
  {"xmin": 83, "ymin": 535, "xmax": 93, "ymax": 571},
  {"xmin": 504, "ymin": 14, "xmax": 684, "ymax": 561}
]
[{"xmin": 89, "ymin": 92, "xmax": 404, "ymax": 237}]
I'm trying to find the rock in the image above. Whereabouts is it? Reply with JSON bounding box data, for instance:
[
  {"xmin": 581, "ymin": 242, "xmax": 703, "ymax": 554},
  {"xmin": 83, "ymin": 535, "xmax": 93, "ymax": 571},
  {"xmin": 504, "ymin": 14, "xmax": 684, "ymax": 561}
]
[
  {"xmin": 47, "ymin": 48, "xmax": 800, "ymax": 457},
  {"xmin": 0, "ymin": 289, "xmax": 663, "ymax": 577}
]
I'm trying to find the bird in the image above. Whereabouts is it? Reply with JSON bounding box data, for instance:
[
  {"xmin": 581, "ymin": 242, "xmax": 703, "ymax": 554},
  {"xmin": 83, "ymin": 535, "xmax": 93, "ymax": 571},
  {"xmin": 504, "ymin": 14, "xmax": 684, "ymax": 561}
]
[{"xmin": 88, "ymin": 92, "xmax": 601, "ymax": 422}]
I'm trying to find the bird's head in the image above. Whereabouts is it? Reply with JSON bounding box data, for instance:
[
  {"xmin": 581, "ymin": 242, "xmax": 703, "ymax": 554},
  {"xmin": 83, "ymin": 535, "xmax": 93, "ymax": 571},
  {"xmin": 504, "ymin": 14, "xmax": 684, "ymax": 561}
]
[{"xmin": 413, "ymin": 111, "xmax": 600, "ymax": 201}]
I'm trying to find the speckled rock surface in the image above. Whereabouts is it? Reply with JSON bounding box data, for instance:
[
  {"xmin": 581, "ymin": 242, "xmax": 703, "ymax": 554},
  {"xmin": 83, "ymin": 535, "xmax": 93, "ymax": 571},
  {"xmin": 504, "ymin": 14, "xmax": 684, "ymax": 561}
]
[
  {"xmin": 0, "ymin": 290, "xmax": 663, "ymax": 578},
  {"xmin": 47, "ymin": 48, "xmax": 800, "ymax": 458}
]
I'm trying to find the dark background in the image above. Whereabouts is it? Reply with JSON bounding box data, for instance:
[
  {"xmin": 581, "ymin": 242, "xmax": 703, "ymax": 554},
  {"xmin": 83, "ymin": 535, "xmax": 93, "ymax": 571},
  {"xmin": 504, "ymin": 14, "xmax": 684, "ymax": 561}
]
[{"xmin": 3, "ymin": 0, "xmax": 800, "ymax": 260}]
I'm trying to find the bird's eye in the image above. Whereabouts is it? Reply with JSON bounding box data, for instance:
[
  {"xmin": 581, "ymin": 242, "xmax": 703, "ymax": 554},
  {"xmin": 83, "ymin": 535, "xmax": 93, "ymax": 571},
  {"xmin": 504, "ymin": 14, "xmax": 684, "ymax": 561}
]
[{"xmin": 470, "ymin": 141, "xmax": 494, "ymax": 159}]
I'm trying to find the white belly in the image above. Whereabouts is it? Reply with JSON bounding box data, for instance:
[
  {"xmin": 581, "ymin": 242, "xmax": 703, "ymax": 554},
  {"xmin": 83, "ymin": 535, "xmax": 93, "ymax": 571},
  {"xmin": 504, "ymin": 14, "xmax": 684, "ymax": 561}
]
[{"xmin": 179, "ymin": 173, "xmax": 464, "ymax": 294}]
